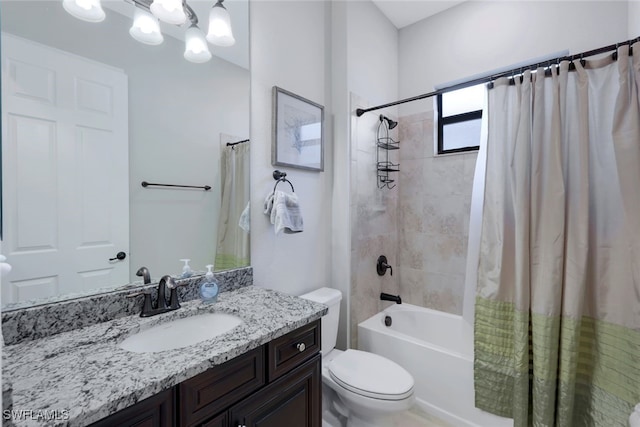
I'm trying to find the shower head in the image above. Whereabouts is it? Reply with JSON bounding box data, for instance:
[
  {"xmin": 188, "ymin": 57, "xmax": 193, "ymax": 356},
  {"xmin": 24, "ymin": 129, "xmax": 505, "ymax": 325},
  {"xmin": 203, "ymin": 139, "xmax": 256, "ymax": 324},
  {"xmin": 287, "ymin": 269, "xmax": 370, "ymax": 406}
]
[{"xmin": 379, "ymin": 114, "xmax": 398, "ymax": 130}]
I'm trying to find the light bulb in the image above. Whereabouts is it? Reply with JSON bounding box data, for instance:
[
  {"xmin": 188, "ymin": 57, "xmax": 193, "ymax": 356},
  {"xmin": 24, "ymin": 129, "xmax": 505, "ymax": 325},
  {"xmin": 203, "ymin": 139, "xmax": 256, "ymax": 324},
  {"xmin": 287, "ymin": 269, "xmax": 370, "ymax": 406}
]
[
  {"xmin": 185, "ymin": 25, "xmax": 212, "ymax": 63},
  {"xmin": 206, "ymin": 0, "xmax": 235, "ymax": 47},
  {"xmin": 76, "ymin": 0, "xmax": 92, "ymax": 10},
  {"xmin": 150, "ymin": 0, "xmax": 187, "ymax": 25},
  {"xmin": 62, "ymin": 0, "xmax": 105, "ymax": 23},
  {"xmin": 130, "ymin": 8, "xmax": 163, "ymax": 45}
]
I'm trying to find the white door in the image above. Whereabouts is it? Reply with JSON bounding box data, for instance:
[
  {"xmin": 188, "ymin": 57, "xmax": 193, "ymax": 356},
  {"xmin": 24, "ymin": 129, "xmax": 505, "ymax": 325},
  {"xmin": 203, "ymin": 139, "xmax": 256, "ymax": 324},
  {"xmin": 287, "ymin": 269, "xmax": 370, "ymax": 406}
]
[{"xmin": 1, "ymin": 33, "xmax": 129, "ymax": 304}]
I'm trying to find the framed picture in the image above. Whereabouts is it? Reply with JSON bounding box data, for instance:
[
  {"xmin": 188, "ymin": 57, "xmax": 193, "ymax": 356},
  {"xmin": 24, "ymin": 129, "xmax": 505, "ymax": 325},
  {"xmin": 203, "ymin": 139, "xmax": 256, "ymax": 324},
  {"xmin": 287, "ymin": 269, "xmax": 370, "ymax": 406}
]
[{"xmin": 272, "ymin": 86, "xmax": 324, "ymax": 171}]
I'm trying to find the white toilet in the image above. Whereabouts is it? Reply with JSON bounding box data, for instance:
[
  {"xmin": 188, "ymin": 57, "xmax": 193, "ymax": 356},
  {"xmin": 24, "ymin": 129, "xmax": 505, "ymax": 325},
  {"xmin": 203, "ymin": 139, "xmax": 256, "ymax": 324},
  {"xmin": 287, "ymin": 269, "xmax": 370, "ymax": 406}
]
[{"xmin": 300, "ymin": 287, "xmax": 415, "ymax": 427}]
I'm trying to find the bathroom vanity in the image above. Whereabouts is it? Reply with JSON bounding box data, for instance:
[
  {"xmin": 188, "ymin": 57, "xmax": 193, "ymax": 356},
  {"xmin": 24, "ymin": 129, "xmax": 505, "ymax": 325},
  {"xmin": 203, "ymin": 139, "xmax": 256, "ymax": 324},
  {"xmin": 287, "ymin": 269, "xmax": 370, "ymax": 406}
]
[
  {"xmin": 2, "ymin": 284, "xmax": 326, "ymax": 427},
  {"xmin": 91, "ymin": 320, "xmax": 321, "ymax": 427}
]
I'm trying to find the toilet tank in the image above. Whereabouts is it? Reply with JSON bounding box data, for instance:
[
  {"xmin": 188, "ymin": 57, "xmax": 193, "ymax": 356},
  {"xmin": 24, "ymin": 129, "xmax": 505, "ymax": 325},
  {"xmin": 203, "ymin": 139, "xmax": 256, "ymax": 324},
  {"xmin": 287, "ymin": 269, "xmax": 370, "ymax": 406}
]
[{"xmin": 299, "ymin": 287, "xmax": 342, "ymax": 355}]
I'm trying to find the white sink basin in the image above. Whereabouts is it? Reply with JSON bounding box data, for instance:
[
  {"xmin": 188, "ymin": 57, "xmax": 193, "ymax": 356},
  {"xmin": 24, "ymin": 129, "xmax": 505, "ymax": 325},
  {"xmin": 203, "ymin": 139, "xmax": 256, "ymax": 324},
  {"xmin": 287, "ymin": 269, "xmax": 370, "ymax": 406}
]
[{"xmin": 119, "ymin": 312, "xmax": 243, "ymax": 353}]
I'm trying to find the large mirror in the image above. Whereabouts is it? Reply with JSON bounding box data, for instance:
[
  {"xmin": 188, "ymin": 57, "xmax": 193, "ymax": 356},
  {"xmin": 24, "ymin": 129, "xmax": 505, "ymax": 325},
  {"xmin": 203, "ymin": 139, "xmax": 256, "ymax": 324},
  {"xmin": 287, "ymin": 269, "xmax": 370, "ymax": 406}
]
[{"xmin": 1, "ymin": 0, "xmax": 250, "ymax": 309}]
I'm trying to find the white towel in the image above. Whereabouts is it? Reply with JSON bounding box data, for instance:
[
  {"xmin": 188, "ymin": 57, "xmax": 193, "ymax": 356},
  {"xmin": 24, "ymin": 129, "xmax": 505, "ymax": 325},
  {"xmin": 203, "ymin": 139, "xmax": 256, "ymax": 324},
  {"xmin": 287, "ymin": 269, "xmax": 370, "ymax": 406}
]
[
  {"xmin": 264, "ymin": 192, "xmax": 275, "ymax": 215},
  {"xmin": 264, "ymin": 190, "xmax": 303, "ymax": 234},
  {"xmin": 238, "ymin": 201, "xmax": 250, "ymax": 233}
]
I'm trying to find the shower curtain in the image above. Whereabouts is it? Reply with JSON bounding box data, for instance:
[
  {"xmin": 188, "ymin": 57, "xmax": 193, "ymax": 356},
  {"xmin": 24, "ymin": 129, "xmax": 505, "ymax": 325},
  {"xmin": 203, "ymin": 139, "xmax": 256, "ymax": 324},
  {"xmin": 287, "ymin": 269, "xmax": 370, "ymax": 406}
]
[
  {"xmin": 474, "ymin": 43, "xmax": 640, "ymax": 427},
  {"xmin": 214, "ymin": 142, "xmax": 250, "ymax": 270}
]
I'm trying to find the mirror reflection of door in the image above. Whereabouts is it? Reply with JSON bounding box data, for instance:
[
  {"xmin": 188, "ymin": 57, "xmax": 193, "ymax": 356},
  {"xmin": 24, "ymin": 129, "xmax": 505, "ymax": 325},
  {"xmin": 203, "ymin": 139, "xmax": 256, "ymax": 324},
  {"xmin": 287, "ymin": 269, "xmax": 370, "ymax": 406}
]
[{"xmin": 2, "ymin": 34, "xmax": 129, "ymax": 304}]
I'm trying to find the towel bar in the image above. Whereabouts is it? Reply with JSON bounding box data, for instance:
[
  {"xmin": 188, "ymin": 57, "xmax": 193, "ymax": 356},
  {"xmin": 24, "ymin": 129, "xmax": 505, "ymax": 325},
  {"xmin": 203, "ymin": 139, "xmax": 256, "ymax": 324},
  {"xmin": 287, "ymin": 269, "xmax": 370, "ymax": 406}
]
[{"xmin": 141, "ymin": 181, "xmax": 211, "ymax": 191}]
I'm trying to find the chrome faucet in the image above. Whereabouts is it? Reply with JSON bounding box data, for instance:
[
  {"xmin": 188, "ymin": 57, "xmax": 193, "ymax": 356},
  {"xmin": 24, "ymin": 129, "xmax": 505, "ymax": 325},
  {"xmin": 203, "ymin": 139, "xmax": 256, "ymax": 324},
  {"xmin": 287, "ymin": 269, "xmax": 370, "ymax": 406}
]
[{"xmin": 127, "ymin": 274, "xmax": 187, "ymax": 317}]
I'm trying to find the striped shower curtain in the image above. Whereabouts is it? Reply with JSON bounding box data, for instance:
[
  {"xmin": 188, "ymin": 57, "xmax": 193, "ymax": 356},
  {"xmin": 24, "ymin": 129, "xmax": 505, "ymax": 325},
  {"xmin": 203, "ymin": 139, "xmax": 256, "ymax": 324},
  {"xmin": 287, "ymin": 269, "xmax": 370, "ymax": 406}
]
[{"xmin": 474, "ymin": 43, "xmax": 640, "ymax": 426}]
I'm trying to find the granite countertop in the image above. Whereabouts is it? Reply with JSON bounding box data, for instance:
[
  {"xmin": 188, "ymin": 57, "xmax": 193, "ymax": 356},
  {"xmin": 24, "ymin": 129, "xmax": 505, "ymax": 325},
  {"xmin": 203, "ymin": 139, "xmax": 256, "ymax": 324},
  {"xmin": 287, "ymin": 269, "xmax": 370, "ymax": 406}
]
[{"xmin": 2, "ymin": 286, "xmax": 327, "ymax": 427}]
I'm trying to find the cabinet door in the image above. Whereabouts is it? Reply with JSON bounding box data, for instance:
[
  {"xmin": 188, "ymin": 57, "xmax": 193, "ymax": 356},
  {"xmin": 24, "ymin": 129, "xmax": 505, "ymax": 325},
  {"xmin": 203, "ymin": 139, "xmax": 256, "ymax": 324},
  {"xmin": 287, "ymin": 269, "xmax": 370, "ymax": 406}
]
[
  {"xmin": 179, "ymin": 347, "xmax": 265, "ymax": 426},
  {"xmin": 229, "ymin": 354, "xmax": 321, "ymax": 427},
  {"xmin": 200, "ymin": 412, "xmax": 227, "ymax": 427},
  {"xmin": 88, "ymin": 388, "xmax": 174, "ymax": 427}
]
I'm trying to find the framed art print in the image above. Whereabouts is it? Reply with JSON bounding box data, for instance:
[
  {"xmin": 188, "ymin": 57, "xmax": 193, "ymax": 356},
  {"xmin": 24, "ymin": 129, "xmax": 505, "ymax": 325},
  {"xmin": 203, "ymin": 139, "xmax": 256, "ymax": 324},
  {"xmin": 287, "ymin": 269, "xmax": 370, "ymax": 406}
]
[{"xmin": 272, "ymin": 86, "xmax": 324, "ymax": 171}]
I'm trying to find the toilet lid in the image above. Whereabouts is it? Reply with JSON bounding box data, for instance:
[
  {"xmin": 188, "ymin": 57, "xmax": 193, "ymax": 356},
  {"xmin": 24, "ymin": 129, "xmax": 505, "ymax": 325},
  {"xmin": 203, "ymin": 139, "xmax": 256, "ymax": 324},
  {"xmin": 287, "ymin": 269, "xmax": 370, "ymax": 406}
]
[{"xmin": 328, "ymin": 349, "xmax": 414, "ymax": 400}]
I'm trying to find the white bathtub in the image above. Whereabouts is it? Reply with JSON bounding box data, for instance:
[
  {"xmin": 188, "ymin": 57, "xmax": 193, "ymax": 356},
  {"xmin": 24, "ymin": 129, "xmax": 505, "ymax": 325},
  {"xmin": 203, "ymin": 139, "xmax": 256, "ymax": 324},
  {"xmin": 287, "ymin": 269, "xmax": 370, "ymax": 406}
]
[{"xmin": 358, "ymin": 303, "xmax": 513, "ymax": 427}]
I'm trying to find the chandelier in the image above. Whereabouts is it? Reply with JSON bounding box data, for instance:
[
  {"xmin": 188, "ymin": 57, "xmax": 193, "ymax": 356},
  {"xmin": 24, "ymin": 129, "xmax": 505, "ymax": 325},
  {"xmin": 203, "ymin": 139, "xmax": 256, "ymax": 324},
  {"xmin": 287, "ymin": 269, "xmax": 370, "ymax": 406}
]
[{"xmin": 62, "ymin": 0, "xmax": 235, "ymax": 64}]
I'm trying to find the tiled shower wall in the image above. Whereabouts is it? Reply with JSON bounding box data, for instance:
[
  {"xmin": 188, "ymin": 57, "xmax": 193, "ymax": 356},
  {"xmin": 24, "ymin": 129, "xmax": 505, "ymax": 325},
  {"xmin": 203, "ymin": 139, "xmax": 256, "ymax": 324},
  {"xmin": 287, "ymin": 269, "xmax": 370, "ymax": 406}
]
[
  {"xmin": 349, "ymin": 94, "xmax": 400, "ymax": 348},
  {"xmin": 349, "ymin": 102, "xmax": 476, "ymax": 349},
  {"xmin": 397, "ymin": 110, "xmax": 477, "ymax": 315}
]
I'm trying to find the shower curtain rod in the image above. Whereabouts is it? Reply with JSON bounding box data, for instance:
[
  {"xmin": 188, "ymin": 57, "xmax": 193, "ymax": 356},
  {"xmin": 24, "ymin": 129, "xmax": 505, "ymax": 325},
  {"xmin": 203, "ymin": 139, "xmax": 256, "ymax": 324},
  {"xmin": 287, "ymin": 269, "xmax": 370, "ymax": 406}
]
[
  {"xmin": 355, "ymin": 36, "xmax": 640, "ymax": 117},
  {"xmin": 226, "ymin": 139, "xmax": 250, "ymax": 146}
]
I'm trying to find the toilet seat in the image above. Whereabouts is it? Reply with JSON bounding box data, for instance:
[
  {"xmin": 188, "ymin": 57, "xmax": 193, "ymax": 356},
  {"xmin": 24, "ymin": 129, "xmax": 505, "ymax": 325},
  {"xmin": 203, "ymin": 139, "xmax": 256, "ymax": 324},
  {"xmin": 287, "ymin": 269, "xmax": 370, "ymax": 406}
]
[{"xmin": 328, "ymin": 349, "xmax": 414, "ymax": 401}]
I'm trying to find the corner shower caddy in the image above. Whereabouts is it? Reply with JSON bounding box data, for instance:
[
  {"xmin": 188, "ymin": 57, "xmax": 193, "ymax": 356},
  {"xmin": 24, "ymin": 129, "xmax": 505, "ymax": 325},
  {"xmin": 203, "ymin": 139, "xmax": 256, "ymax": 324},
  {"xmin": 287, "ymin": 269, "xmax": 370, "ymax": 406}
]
[{"xmin": 376, "ymin": 114, "xmax": 400, "ymax": 189}]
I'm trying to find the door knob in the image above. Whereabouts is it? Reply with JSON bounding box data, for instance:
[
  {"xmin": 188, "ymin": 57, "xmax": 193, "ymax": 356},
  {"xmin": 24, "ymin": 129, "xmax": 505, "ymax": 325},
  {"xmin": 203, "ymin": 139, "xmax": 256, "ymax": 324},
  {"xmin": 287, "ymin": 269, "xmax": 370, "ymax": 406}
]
[{"xmin": 109, "ymin": 251, "xmax": 126, "ymax": 261}]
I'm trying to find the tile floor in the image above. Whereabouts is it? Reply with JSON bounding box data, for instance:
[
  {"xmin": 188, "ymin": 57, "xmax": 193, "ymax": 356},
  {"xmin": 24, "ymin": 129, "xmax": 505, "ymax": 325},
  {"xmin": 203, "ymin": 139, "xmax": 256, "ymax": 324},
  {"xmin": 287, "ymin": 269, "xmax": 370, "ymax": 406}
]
[
  {"xmin": 323, "ymin": 404, "xmax": 454, "ymax": 427},
  {"xmin": 391, "ymin": 406, "xmax": 453, "ymax": 427}
]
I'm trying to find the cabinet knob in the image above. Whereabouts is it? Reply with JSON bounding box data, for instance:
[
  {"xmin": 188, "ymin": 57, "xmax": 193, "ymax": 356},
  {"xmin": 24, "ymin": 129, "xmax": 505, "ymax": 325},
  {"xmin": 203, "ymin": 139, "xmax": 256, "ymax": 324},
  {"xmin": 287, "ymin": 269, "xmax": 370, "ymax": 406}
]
[{"xmin": 296, "ymin": 342, "xmax": 306, "ymax": 352}]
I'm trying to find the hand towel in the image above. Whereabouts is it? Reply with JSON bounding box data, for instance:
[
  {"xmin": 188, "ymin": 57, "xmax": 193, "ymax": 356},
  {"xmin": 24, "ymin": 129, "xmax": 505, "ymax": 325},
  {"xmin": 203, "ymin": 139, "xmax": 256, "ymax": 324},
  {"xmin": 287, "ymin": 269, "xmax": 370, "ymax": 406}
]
[
  {"xmin": 264, "ymin": 192, "xmax": 275, "ymax": 215},
  {"xmin": 269, "ymin": 190, "xmax": 303, "ymax": 234}
]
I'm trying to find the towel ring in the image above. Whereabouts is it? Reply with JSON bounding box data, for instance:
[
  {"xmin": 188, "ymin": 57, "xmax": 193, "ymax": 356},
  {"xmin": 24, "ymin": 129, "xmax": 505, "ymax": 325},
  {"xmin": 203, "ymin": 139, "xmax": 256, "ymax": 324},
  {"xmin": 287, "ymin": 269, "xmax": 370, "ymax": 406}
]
[
  {"xmin": 273, "ymin": 179, "xmax": 295, "ymax": 193},
  {"xmin": 272, "ymin": 170, "xmax": 295, "ymax": 193}
]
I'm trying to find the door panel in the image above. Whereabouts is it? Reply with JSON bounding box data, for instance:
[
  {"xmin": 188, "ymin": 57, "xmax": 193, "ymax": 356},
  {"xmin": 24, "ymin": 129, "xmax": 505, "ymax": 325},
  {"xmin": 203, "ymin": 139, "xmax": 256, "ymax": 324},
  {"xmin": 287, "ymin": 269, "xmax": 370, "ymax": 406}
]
[{"xmin": 10, "ymin": 114, "xmax": 58, "ymax": 252}]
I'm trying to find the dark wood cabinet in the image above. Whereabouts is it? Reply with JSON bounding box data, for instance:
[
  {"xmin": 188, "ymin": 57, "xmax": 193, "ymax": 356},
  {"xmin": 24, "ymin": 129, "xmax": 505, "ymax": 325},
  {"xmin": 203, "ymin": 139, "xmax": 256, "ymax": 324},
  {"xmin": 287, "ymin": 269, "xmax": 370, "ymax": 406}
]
[
  {"xmin": 90, "ymin": 320, "xmax": 321, "ymax": 427},
  {"xmin": 180, "ymin": 346, "xmax": 265, "ymax": 426},
  {"xmin": 88, "ymin": 388, "xmax": 174, "ymax": 427},
  {"xmin": 200, "ymin": 412, "xmax": 227, "ymax": 427},
  {"xmin": 266, "ymin": 320, "xmax": 320, "ymax": 381},
  {"xmin": 229, "ymin": 354, "xmax": 321, "ymax": 427}
]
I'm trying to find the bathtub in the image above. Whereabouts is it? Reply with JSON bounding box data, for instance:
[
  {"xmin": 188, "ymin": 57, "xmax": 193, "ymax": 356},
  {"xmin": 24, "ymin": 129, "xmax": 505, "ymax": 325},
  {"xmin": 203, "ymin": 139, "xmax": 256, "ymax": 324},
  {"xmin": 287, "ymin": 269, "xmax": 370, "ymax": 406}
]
[{"xmin": 358, "ymin": 303, "xmax": 513, "ymax": 427}]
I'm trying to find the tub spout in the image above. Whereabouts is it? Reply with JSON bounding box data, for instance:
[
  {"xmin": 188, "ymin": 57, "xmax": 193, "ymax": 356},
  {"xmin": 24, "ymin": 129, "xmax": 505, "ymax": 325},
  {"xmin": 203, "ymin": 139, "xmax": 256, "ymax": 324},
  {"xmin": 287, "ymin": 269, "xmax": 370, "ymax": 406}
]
[{"xmin": 380, "ymin": 292, "xmax": 402, "ymax": 304}]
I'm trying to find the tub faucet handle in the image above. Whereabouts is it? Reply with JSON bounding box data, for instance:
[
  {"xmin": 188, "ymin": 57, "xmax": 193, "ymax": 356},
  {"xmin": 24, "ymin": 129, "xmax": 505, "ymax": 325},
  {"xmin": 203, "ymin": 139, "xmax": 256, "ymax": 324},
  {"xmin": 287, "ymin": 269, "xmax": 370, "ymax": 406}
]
[{"xmin": 377, "ymin": 255, "xmax": 393, "ymax": 276}]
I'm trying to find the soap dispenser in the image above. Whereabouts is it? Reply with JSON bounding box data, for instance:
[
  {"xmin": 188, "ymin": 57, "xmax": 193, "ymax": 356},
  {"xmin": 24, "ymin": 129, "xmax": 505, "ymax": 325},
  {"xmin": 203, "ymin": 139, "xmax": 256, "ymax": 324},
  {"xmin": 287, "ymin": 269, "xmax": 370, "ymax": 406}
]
[
  {"xmin": 200, "ymin": 265, "xmax": 219, "ymax": 304},
  {"xmin": 180, "ymin": 259, "xmax": 193, "ymax": 278}
]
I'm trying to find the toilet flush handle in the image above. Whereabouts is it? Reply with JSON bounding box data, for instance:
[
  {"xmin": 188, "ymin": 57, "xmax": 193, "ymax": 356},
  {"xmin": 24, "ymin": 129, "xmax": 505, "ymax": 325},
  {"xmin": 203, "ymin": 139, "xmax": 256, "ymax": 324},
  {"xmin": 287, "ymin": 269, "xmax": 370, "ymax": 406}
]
[{"xmin": 297, "ymin": 342, "xmax": 306, "ymax": 352}]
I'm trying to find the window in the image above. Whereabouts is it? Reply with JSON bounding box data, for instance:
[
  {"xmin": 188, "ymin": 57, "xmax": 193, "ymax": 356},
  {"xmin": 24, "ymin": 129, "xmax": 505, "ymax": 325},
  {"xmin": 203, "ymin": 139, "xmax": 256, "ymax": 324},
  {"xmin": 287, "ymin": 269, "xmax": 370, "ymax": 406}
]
[{"xmin": 436, "ymin": 83, "xmax": 484, "ymax": 155}]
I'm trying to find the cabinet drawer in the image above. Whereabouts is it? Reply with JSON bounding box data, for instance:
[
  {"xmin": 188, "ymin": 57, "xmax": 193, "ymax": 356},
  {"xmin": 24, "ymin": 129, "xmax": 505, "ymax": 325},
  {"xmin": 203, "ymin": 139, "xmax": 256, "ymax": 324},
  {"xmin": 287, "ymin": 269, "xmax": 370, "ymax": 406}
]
[
  {"xmin": 179, "ymin": 346, "xmax": 265, "ymax": 427},
  {"xmin": 267, "ymin": 320, "xmax": 320, "ymax": 381}
]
